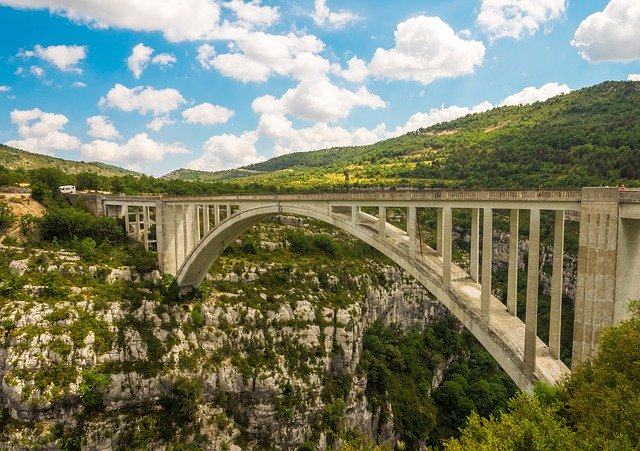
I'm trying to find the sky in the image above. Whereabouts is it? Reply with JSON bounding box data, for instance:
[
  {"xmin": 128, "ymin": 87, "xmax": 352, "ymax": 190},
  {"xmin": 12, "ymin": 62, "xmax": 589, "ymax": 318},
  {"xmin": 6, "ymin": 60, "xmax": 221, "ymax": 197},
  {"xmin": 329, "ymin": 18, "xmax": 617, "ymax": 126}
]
[{"xmin": 0, "ymin": 0, "xmax": 639, "ymax": 176}]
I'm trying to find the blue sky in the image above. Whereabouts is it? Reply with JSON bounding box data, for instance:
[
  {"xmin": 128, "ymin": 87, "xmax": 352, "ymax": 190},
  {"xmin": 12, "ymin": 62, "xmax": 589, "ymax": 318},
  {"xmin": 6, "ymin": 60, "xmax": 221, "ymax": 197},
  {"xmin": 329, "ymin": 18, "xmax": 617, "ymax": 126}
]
[{"xmin": 0, "ymin": 0, "xmax": 638, "ymax": 176}]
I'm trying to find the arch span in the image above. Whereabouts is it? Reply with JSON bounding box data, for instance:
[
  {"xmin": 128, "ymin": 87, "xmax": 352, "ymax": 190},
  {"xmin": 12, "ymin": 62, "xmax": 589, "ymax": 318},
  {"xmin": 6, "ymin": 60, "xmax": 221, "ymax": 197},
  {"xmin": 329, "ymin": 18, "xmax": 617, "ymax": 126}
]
[{"xmin": 175, "ymin": 204, "xmax": 569, "ymax": 392}]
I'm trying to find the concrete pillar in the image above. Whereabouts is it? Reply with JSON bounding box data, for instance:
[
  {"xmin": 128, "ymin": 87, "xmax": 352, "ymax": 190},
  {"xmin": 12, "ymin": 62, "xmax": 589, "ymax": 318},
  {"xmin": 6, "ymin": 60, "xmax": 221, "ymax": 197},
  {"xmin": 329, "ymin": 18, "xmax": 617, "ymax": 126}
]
[
  {"xmin": 124, "ymin": 205, "xmax": 131, "ymax": 237},
  {"xmin": 175, "ymin": 205, "xmax": 186, "ymax": 271},
  {"xmin": 184, "ymin": 204, "xmax": 198, "ymax": 255},
  {"xmin": 159, "ymin": 203, "xmax": 176, "ymax": 275},
  {"xmin": 378, "ymin": 206, "xmax": 387, "ymax": 237},
  {"xmin": 470, "ymin": 208, "xmax": 480, "ymax": 282},
  {"xmin": 195, "ymin": 205, "xmax": 202, "ymax": 242},
  {"xmin": 226, "ymin": 204, "xmax": 232, "ymax": 218},
  {"xmin": 616, "ymin": 218, "xmax": 640, "ymax": 323},
  {"xmin": 142, "ymin": 206, "xmax": 150, "ymax": 251},
  {"xmin": 351, "ymin": 206, "xmax": 358, "ymax": 224},
  {"xmin": 203, "ymin": 205, "xmax": 211, "ymax": 234},
  {"xmin": 481, "ymin": 208, "xmax": 493, "ymax": 321},
  {"xmin": 155, "ymin": 202, "xmax": 164, "ymax": 263},
  {"xmin": 214, "ymin": 205, "xmax": 220, "ymax": 225},
  {"xmin": 507, "ymin": 209, "xmax": 520, "ymax": 316},
  {"xmin": 436, "ymin": 207, "xmax": 443, "ymax": 255},
  {"xmin": 407, "ymin": 206, "xmax": 417, "ymax": 259},
  {"xmin": 524, "ymin": 208, "xmax": 541, "ymax": 370},
  {"xmin": 573, "ymin": 187, "xmax": 620, "ymax": 368},
  {"xmin": 442, "ymin": 207, "xmax": 453, "ymax": 287},
  {"xmin": 549, "ymin": 210, "xmax": 565, "ymax": 359}
]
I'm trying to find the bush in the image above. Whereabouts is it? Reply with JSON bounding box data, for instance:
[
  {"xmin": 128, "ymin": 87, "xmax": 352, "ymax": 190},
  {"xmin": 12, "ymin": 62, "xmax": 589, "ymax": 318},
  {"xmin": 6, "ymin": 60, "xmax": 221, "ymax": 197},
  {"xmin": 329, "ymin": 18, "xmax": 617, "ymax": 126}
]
[
  {"xmin": 286, "ymin": 230, "xmax": 311, "ymax": 254},
  {"xmin": 0, "ymin": 202, "xmax": 14, "ymax": 233}
]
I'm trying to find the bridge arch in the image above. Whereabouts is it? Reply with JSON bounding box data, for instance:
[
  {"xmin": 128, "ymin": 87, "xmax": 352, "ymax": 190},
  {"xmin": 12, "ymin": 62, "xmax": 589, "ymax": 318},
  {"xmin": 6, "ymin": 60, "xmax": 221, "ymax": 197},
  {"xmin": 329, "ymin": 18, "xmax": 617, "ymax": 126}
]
[{"xmin": 175, "ymin": 203, "xmax": 568, "ymax": 392}]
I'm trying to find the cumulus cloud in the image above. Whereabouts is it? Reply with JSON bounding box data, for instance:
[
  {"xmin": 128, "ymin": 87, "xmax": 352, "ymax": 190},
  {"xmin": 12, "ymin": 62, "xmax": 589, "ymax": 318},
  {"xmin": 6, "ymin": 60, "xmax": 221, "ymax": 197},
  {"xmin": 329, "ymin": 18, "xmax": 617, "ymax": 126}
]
[
  {"xmin": 477, "ymin": 0, "xmax": 566, "ymax": 40},
  {"xmin": 629, "ymin": 74, "xmax": 640, "ymax": 81},
  {"xmin": 72, "ymin": 81, "xmax": 87, "ymax": 88},
  {"xmin": 127, "ymin": 43, "xmax": 176, "ymax": 79},
  {"xmin": 369, "ymin": 16, "xmax": 485, "ymax": 85},
  {"xmin": 0, "ymin": 0, "xmax": 221, "ymax": 42},
  {"xmin": 99, "ymin": 83, "xmax": 185, "ymax": 116},
  {"xmin": 30, "ymin": 66, "xmax": 45, "ymax": 77},
  {"xmin": 182, "ymin": 103, "xmax": 234, "ymax": 125},
  {"xmin": 252, "ymin": 79, "xmax": 386, "ymax": 122},
  {"xmin": 224, "ymin": 0, "xmax": 279, "ymax": 27},
  {"xmin": 87, "ymin": 115, "xmax": 120, "ymax": 139},
  {"xmin": 312, "ymin": 0, "xmax": 360, "ymax": 29},
  {"xmin": 19, "ymin": 44, "xmax": 87, "ymax": 72},
  {"xmin": 257, "ymin": 113, "xmax": 387, "ymax": 156},
  {"xmin": 211, "ymin": 31, "xmax": 327, "ymax": 82},
  {"xmin": 332, "ymin": 56, "xmax": 369, "ymax": 83},
  {"xmin": 500, "ymin": 82, "xmax": 571, "ymax": 106},
  {"xmin": 572, "ymin": 0, "xmax": 640, "ymax": 62},
  {"xmin": 186, "ymin": 131, "xmax": 265, "ymax": 171},
  {"xmin": 0, "ymin": 86, "xmax": 10, "ymax": 92},
  {"xmin": 391, "ymin": 102, "xmax": 494, "ymax": 136},
  {"xmin": 197, "ymin": 43, "xmax": 216, "ymax": 69},
  {"xmin": 82, "ymin": 133, "xmax": 189, "ymax": 165},
  {"xmin": 146, "ymin": 116, "xmax": 175, "ymax": 131},
  {"xmin": 7, "ymin": 108, "xmax": 81, "ymax": 154}
]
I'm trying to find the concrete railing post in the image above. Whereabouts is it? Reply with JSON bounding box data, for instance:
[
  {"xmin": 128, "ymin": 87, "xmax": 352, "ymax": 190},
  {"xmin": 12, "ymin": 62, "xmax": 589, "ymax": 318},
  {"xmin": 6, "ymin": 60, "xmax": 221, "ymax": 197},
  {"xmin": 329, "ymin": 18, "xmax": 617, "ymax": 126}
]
[
  {"xmin": 525, "ymin": 208, "xmax": 541, "ymax": 370},
  {"xmin": 507, "ymin": 209, "xmax": 520, "ymax": 316}
]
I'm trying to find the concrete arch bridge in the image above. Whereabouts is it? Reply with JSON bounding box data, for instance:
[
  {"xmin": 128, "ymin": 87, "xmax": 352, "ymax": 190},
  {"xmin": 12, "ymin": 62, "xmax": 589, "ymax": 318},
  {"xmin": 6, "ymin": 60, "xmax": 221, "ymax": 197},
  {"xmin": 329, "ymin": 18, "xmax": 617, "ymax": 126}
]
[{"xmin": 80, "ymin": 187, "xmax": 640, "ymax": 392}]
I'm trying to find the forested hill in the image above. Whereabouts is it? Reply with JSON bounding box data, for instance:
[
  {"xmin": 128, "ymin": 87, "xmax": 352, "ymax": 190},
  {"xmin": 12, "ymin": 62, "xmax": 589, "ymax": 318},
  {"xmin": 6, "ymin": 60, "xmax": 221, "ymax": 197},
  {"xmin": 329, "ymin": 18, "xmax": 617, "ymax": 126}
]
[
  {"xmin": 176, "ymin": 81, "xmax": 640, "ymax": 191},
  {"xmin": 0, "ymin": 144, "xmax": 139, "ymax": 177}
]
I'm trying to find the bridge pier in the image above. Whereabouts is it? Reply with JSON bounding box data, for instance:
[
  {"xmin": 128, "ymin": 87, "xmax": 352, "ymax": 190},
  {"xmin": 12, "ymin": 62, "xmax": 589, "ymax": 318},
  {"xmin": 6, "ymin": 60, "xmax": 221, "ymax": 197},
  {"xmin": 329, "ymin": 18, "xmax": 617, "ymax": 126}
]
[
  {"xmin": 470, "ymin": 208, "xmax": 480, "ymax": 282},
  {"xmin": 549, "ymin": 210, "xmax": 565, "ymax": 359},
  {"xmin": 507, "ymin": 209, "xmax": 519, "ymax": 316},
  {"xmin": 525, "ymin": 208, "xmax": 541, "ymax": 369},
  {"xmin": 481, "ymin": 208, "xmax": 492, "ymax": 321}
]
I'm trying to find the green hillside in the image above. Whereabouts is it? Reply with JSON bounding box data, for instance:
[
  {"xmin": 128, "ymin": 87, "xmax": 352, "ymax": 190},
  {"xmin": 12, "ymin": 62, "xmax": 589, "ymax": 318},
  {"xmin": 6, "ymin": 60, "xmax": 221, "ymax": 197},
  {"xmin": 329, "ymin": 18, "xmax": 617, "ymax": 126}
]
[
  {"xmin": 167, "ymin": 81, "xmax": 640, "ymax": 191},
  {"xmin": 0, "ymin": 144, "xmax": 140, "ymax": 177}
]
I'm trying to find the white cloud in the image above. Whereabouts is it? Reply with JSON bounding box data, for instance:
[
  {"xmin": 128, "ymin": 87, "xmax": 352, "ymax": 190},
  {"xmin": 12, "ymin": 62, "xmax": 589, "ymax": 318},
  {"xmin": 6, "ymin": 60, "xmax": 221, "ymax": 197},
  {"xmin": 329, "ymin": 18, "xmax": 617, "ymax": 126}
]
[
  {"xmin": 127, "ymin": 43, "xmax": 176, "ymax": 79},
  {"xmin": 629, "ymin": 74, "xmax": 640, "ymax": 81},
  {"xmin": 257, "ymin": 113, "xmax": 387, "ymax": 156},
  {"xmin": 19, "ymin": 44, "xmax": 87, "ymax": 72},
  {"xmin": 332, "ymin": 56, "xmax": 369, "ymax": 83},
  {"xmin": 7, "ymin": 108, "xmax": 81, "ymax": 154},
  {"xmin": 369, "ymin": 16, "xmax": 485, "ymax": 85},
  {"xmin": 197, "ymin": 44, "xmax": 216, "ymax": 69},
  {"xmin": 500, "ymin": 82, "xmax": 571, "ymax": 106},
  {"xmin": 146, "ymin": 116, "xmax": 175, "ymax": 131},
  {"xmin": 224, "ymin": 0, "xmax": 279, "ymax": 27},
  {"xmin": 72, "ymin": 81, "xmax": 87, "ymax": 88},
  {"xmin": 391, "ymin": 102, "xmax": 494, "ymax": 136},
  {"xmin": 127, "ymin": 43, "xmax": 154, "ymax": 79},
  {"xmin": 0, "ymin": 86, "xmax": 10, "ymax": 92},
  {"xmin": 0, "ymin": 0, "xmax": 221, "ymax": 42},
  {"xmin": 477, "ymin": 0, "xmax": 566, "ymax": 40},
  {"xmin": 572, "ymin": 0, "xmax": 640, "ymax": 63},
  {"xmin": 30, "ymin": 66, "xmax": 45, "ymax": 77},
  {"xmin": 312, "ymin": 0, "xmax": 360, "ymax": 29},
  {"xmin": 87, "ymin": 115, "xmax": 120, "ymax": 139},
  {"xmin": 182, "ymin": 103, "xmax": 234, "ymax": 125},
  {"xmin": 99, "ymin": 83, "xmax": 185, "ymax": 116},
  {"xmin": 186, "ymin": 131, "xmax": 265, "ymax": 171},
  {"xmin": 82, "ymin": 133, "xmax": 189, "ymax": 165},
  {"xmin": 151, "ymin": 53, "xmax": 176, "ymax": 66},
  {"xmin": 211, "ymin": 31, "xmax": 327, "ymax": 82},
  {"xmin": 252, "ymin": 79, "xmax": 385, "ymax": 122}
]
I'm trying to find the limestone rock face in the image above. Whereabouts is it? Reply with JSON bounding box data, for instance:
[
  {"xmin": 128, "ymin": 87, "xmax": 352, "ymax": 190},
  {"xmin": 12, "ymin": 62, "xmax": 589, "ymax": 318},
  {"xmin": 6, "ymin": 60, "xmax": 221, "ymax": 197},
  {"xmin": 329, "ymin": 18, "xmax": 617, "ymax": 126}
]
[{"xmin": 0, "ymin": 237, "xmax": 449, "ymax": 449}]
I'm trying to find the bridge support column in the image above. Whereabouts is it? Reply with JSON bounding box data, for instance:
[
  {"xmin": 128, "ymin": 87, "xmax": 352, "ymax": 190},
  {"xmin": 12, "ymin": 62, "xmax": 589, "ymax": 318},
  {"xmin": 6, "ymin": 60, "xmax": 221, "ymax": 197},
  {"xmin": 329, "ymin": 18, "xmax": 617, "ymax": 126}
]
[
  {"xmin": 159, "ymin": 203, "xmax": 177, "ymax": 275},
  {"xmin": 470, "ymin": 208, "xmax": 480, "ymax": 282},
  {"xmin": 203, "ymin": 205, "xmax": 211, "ymax": 234},
  {"xmin": 508, "ymin": 209, "xmax": 519, "ymax": 316},
  {"xmin": 184, "ymin": 205, "xmax": 198, "ymax": 256},
  {"xmin": 437, "ymin": 208, "xmax": 443, "ymax": 255},
  {"xmin": 525, "ymin": 208, "xmax": 541, "ymax": 370},
  {"xmin": 378, "ymin": 206, "xmax": 386, "ymax": 237},
  {"xmin": 481, "ymin": 208, "xmax": 493, "ymax": 321},
  {"xmin": 226, "ymin": 205, "xmax": 232, "ymax": 219},
  {"xmin": 175, "ymin": 205, "xmax": 186, "ymax": 272},
  {"xmin": 351, "ymin": 206, "xmax": 358, "ymax": 224},
  {"xmin": 407, "ymin": 207, "xmax": 417, "ymax": 259},
  {"xmin": 549, "ymin": 210, "xmax": 565, "ymax": 359},
  {"xmin": 214, "ymin": 205, "xmax": 220, "ymax": 225},
  {"xmin": 573, "ymin": 187, "xmax": 620, "ymax": 368},
  {"xmin": 443, "ymin": 207, "xmax": 453, "ymax": 286}
]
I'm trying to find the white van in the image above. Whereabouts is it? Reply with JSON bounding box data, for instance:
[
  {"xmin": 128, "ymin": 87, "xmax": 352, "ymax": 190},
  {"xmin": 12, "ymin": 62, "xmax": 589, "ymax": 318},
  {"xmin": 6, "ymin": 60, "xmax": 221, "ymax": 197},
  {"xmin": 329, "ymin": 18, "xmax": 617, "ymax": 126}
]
[{"xmin": 59, "ymin": 185, "xmax": 76, "ymax": 194}]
